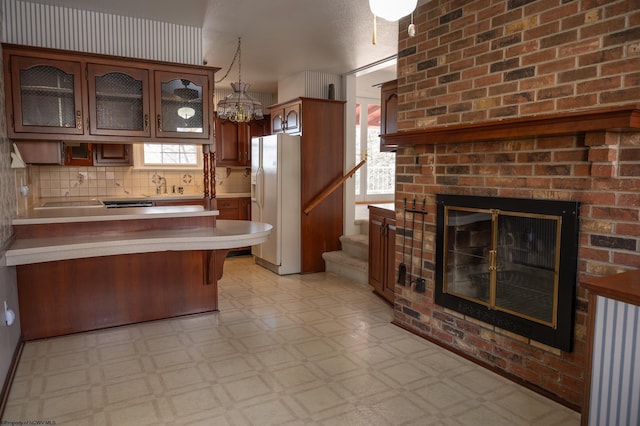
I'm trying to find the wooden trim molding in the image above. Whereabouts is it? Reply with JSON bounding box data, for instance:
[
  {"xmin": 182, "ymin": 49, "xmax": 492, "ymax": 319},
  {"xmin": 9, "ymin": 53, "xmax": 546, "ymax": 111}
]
[
  {"xmin": 581, "ymin": 270, "xmax": 640, "ymax": 307},
  {"xmin": 0, "ymin": 337, "xmax": 23, "ymax": 419},
  {"xmin": 382, "ymin": 104, "xmax": 640, "ymax": 147}
]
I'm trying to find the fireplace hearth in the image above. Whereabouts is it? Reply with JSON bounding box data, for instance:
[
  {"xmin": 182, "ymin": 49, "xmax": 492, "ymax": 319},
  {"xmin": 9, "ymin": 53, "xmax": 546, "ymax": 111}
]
[{"xmin": 435, "ymin": 194, "xmax": 580, "ymax": 351}]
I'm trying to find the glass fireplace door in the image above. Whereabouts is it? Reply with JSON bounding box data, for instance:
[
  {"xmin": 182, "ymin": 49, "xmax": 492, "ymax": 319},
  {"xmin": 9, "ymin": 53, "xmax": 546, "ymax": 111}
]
[
  {"xmin": 494, "ymin": 213, "xmax": 561, "ymax": 327},
  {"xmin": 436, "ymin": 194, "xmax": 579, "ymax": 352},
  {"xmin": 443, "ymin": 207, "xmax": 493, "ymax": 305},
  {"xmin": 443, "ymin": 207, "xmax": 562, "ymax": 328}
]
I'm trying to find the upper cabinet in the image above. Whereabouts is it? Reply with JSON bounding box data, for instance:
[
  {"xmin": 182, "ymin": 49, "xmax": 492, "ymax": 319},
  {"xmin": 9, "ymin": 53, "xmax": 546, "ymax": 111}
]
[
  {"xmin": 3, "ymin": 44, "xmax": 218, "ymax": 144},
  {"xmin": 380, "ymin": 79, "xmax": 398, "ymax": 152},
  {"xmin": 87, "ymin": 64, "xmax": 150, "ymax": 137},
  {"xmin": 271, "ymin": 100, "xmax": 301, "ymax": 134},
  {"xmin": 9, "ymin": 55, "xmax": 85, "ymax": 135},
  {"xmin": 155, "ymin": 71, "xmax": 210, "ymax": 140},
  {"xmin": 215, "ymin": 114, "xmax": 270, "ymax": 167}
]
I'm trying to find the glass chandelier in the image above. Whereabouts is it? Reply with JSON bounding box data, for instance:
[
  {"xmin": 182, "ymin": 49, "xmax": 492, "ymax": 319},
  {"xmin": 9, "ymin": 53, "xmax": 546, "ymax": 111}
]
[{"xmin": 216, "ymin": 37, "xmax": 264, "ymax": 123}]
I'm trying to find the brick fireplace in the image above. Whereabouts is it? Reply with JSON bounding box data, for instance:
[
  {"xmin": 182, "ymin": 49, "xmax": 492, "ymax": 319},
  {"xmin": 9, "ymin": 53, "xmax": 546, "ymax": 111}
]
[{"xmin": 384, "ymin": 0, "xmax": 640, "ymax": 411}]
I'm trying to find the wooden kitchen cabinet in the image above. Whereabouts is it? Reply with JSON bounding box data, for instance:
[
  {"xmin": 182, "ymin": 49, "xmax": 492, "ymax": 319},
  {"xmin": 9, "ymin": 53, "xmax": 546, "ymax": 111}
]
[
  {"xmin": 216, "ymin": 197, "xmax": 250, "ymax": 220},
  {"xmin": 93, "ymin": 143, "xmax": 133, "ymax": 166},
  {"xmin": 87, "ymin": 63, "xmax": 150, "ymax": 137},
  {"xmin": 215, "ymin": 117, "xmax": 242, "ymax": 166},
  {"xmin": 7, "ymin": 55, "xmax": 85, "ymax": 136},
  {"xmin": 153, "ymin": 198, "xmax": 204, "ymax": 207},
  {"xmin": 380, "ymin": 79, "xmax": 398, "ymax": 152},
  {"xmin": 3, "ymin": 44, "xmax": 218, "ymax": 144},
  {"xmin": 63, "ymin": 143, "xmax": 132, "ymax": 166},
  {"xmin": 271, "ymin": 100, "xmax": 301, "ymax": 134},
  {"xmin": 217, "ymin": 197, "xmax": 251, "ymax": 254},
  {"xmin": 154, "ymin": 71, "xmax": 210, "ymax": 140},
  {"xmin": 369, "ymin": 206, "xmax": 396, "ymax": 304},
  {"xmin": 64, "ymin": 143, "xmax": 93, "ymax": 166},
  {"xmin": 15, "ymin": 141, "xmax": 64, "ymax": 165},
  {"xmin": 267, "ymin": 97, "xmax": 344, "ymax": 273},
  {"xmin": 215, "ymin": 114, "xmax": 270, "ymax": 167},
  {"xmin": 249, "ymin": 116, "xmax": 271, "ymax": 141}
]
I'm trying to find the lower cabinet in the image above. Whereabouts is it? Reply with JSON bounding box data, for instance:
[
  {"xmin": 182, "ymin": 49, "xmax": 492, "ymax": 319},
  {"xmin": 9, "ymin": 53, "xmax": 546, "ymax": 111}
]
[
  {"xmin": 217, "ymin": 197, "xmax": 251, "ymax": 254},
  {"xmin": 153, "ymin": 198, "xmax": 204, "ymax": 207},
  {"xmin": 368, "ymin": 206, "xmax": 396, "ymax": 304}
]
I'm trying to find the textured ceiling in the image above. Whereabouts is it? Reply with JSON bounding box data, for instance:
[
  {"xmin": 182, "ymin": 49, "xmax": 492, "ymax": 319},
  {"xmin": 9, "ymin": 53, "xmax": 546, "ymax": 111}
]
[{"xmin": 29, "ymin": 0, "xmax": 404, "ymax": 94}]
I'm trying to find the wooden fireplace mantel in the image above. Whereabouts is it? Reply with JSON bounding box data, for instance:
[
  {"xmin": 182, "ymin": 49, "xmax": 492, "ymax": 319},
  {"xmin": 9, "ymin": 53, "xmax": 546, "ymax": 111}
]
[{"xmin": 382, "ymin": 104, "xmax": 640, "ymax": 147}]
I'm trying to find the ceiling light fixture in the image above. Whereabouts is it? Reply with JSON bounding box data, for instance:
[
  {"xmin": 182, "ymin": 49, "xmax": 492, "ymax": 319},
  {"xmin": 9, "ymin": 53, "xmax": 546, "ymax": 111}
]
[
  {"xmin": 369, "ymin": 0, "xmax": 417, "ymax": 44},
  {"xmin": 216, "ymin": 37, "xmax": 264, "ymax": 123},
  {"xmin": 369, "ymin": 0, "xmax": 417, "ymax": 22},
  {"xmin": 177, "ymin": 106, "xmax": 195, "ymax": 120}
]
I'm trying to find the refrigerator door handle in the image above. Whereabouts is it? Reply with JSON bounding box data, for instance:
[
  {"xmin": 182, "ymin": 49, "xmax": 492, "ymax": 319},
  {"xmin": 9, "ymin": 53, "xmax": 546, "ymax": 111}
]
[{"xmin": 256, "ymin": 167, "xmax": 264, "ymax": 209}]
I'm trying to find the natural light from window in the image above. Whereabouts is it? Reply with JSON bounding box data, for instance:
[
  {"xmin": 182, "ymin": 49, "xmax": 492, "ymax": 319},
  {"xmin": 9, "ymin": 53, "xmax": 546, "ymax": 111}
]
[
  {"xmin": 355, "ymin": 100, "xmax": 395, "ymax": 202},
  {"xmin": 135, "ymin": 144, "xmax": 202, "ymax": 169}
]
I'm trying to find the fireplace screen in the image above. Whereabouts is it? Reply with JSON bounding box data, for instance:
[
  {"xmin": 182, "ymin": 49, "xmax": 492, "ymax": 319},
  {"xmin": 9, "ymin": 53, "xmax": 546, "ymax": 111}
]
[{"xmin": 435, "ymin": 195, "xmax": 579, "ymax": 351}]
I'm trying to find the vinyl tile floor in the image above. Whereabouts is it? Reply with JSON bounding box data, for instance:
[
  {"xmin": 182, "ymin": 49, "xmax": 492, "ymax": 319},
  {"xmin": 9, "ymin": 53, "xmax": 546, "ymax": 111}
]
[{"xmin": 2, "ymin": 256, "xmax": 580, "ymax": 425}]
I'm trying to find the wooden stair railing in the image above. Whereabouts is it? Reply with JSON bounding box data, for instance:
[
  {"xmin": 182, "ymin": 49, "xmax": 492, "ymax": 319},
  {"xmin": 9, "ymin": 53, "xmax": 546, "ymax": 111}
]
[{"xmin": 303, "ymin": 159, "xmax": 366, "ymax": 215}]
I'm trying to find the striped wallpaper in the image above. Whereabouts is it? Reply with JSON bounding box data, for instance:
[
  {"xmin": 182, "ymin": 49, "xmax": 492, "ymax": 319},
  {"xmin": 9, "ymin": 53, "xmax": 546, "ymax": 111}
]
[
  {"xmin": 589, "ymin": 296, "xmax": 640, "ymax": 426},
  {"xmin": 2, "ymin": 0, "xmax": 203, "ymax": 65}
]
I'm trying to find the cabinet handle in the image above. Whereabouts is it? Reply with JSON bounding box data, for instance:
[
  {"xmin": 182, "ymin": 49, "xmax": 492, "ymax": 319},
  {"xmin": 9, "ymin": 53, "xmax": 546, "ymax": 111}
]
[
  {"xmin": 144, "ymin": 114, "xmax": 149, "ymax": 131},
  {"xmin": 157, "ymin": 114, "xmax": 162, "ymax": 132},
  {"xmin": 76, "ymin": 111, "xmax": 82, "ymax": 130}
]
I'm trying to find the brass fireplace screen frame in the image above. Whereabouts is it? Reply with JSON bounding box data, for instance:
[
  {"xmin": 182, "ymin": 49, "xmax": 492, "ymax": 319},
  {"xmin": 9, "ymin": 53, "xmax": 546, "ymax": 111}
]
[{"xmin": 435, "ymin": 194, "xmax": 580, "ymax": 352}]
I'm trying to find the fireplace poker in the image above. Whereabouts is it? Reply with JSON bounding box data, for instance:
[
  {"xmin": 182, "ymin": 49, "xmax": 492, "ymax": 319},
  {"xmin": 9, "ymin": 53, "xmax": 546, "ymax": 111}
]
[
  {"xmin": 415, "ymin": 199, "xmax": 426, "ymax": 293},
  {"xmin": 398, "ymin": 197, "xmax": 407, "ymax": 285},
  {"xmin": 409, "ymin": 198, "xmax": 416, "ymax": 287}
]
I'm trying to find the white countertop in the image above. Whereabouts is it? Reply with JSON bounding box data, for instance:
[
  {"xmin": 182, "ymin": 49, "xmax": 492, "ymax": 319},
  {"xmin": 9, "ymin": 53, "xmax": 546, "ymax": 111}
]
[
  {"xmin": 14, "ymin": 205, "xmax": 219, "ymax": 225},
  {"xmin": 4, "ymin": 220, "xmax": 272, "ymax": 266},
  {"xmin": 39, "ymin": 193, "xmax": 250, "ymax": 203},
  {"xmin": 103, "ymin": 193, "xmax": 250, "ymax": 200},
  {"xmin": 216, "ymin": 193, "xmax": 251, "ymax": 198}
]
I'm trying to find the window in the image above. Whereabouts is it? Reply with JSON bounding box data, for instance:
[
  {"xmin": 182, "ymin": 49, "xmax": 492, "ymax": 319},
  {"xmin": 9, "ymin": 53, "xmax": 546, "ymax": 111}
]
[
  {"xmin": 133, "ymin": 143, "xmax": 203, "ymax": 169},
  {"xmin": 355, "ymin": 98, "xmax": 395, "ymax": 202}
]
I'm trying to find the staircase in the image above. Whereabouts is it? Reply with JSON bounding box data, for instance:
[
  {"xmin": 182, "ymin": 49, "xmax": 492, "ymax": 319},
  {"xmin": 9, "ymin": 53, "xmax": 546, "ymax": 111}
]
[{"xmin": 322, "ymin": 219, "xmax": 369, "ymax": 285}]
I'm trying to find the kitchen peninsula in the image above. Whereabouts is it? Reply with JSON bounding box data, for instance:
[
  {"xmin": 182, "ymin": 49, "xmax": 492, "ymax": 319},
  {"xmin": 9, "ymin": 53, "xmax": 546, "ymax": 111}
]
[{"xmin": 5, "ymin": 205, "xmax": 271, "ymax": 340}]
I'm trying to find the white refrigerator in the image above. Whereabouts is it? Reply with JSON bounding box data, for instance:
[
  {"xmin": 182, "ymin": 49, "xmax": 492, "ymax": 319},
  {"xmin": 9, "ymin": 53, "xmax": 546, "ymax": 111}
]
[{"xmin": 251, "ymin": 133, "xmax": 301, "ymax": 275}]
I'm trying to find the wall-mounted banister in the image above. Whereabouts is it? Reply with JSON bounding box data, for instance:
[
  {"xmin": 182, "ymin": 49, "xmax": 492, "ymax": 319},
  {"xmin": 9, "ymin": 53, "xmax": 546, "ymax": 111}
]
[{"xmin": 303, "ymin": 159, "xmax": 366, "ymax": 216}]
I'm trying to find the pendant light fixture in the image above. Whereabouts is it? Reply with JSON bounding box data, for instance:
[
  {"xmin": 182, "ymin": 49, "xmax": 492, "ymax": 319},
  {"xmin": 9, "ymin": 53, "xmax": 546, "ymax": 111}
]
[
  {"xmin": 216, "ymin": 37, "xmax": 264, "ymax": 122},
  {"xmin": 369, "ymin": 0, "xmax": 417, "ymax": 22},
  {"xmin": 369, "ymin": 0, "xmax": 418, "ymax": 44}
]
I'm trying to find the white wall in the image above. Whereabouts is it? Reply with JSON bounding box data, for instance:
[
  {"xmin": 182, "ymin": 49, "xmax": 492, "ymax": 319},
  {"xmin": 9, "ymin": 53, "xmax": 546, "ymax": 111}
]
[
  {"xmin": 2, "ymin": 0, "xmax": 203, "ymax": 64},
  {"xmin": 277, "ymin": 71, "xmax": 342, "ymax": 103}
]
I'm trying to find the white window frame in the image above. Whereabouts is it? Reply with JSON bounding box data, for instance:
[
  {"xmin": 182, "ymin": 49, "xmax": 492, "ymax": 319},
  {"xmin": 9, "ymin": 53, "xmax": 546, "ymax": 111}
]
[
  {"xmin": 355, "ymin": 96, "xmax": 394, "ymax": 203},
  {"xmin": 133, "ymin": 143, "xmax": 203, "ymax": 170}
]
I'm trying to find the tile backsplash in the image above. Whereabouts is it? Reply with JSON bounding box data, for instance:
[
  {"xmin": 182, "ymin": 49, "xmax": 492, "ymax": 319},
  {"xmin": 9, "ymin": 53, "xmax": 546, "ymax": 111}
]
[{"xmin": 34, "ymin": 165, "xmax": 250, "ymax": 199}]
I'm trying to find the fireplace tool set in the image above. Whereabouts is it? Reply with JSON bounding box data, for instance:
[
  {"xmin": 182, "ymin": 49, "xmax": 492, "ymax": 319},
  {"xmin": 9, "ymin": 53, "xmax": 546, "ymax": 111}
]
[{"xmin": 399, "ymin": 197, "xmax": 427, "ymax": 293}]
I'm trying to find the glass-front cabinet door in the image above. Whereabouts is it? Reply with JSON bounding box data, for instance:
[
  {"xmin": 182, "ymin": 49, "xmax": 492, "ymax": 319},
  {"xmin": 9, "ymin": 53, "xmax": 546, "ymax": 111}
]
[
  {"xmin": 11, "ymin": 56, "xmax": 84, "ymax": 135},
  {"xmin": 154, "ymin": 71, "xmax": 210, "ymax": 139},
  {"xmin": 87, "ymin": 64, "xmax": 150, "ymax": 137}
]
